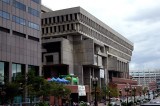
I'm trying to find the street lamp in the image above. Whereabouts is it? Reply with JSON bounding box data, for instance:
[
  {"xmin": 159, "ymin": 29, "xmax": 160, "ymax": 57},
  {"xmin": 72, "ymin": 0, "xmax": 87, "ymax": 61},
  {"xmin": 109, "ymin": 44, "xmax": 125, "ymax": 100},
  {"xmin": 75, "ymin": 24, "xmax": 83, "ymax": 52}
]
[
  {"xmin": 119, "ymin": 88, "xmax": 122, "ymax": 103},
  {"xmin": 92, "ymin": 77, "xmax": 98, "ymax": 106},
  {"xmin": 132, "ymin": 87, "xmax": 136, "ymax": 103},
  {"xmin": 147, "ymin": 90, "xmax": 150, "ymax": 101},
  {"xmin": 153, "ymin": 91, "xmax": 155, "ymax": 99},
  {"xmin": 109, "ymin": 90, "xmax": 111, "ymax": 104},
  {"xmin": 124, "ymin": 85, "xmax": 130, "ymax": 105}
]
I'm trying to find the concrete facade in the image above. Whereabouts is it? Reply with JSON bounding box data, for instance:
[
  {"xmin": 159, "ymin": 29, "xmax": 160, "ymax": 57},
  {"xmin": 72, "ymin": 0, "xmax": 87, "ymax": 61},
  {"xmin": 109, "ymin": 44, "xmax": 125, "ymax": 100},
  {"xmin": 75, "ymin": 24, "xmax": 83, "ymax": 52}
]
[
  {"xmin": 41, "ymin": 7, "xmax": 134, "ymax": 88},
  {"xmin": 0, "ymin": 0, "xmax": 41, "ymax": 82}
]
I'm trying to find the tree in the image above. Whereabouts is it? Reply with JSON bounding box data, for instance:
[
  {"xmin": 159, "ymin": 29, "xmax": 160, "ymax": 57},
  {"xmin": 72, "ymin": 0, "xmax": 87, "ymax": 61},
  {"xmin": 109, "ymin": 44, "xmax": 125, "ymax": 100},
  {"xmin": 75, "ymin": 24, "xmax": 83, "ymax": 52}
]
[
  {"xmin": 50, "ymin": 83, "xmax": 71, "ymax": 105},
  {"xmin": 91, "ymin": 86, "xmax": 105, "ymax": 101},
  {"xmin": 106, "ymin": 84, "xmax": 119, "ymax": 97},
  {"xmin": 26, "ymin": 71, "xmax": 44, "ymax": 105},
  {"xmin": 4, "ymin": 82, "xmax": 19, "ymax": 105}
]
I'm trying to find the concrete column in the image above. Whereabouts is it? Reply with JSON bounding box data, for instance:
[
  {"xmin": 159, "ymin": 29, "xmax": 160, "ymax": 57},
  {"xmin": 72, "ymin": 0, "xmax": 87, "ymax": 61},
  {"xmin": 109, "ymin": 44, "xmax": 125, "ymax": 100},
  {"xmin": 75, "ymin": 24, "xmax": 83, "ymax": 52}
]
[
  {"xmin": 82, "ymin": 66, "xmax": 84, "ymax": 85},
  {"xmin": 8, "ymin": 62, "xmax": 12, "ymax": 82},
  {"xmin": 89, "ymin": 68, "xmax": 92, "ymax": 102}
]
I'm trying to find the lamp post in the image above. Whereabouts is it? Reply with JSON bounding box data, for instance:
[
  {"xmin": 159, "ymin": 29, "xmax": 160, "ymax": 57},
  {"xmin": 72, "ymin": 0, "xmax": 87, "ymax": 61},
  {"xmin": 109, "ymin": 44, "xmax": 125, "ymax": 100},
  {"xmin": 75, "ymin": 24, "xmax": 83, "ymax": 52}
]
[
  {"xmin": 140, "ymin": 91, "xmax": 142, "ymax": 101},
  {"xmin": 147, "ymin": 90, "xmax": 150, "ymax": 101},
  {"xmin": 92, "ymin": 77, "xmax": 98, "ymax": 106},
  {"xmin": 153, "ymin": 91, "xmax": 155, "ymax": 99},
  {"xmin": 119, "ymin": 88, "xmax": 122, "ymax": 103},
  {"xmin": 109, "ymin": 90, "xmax": 111, "ymax": 104},
  {"xmin": 124, "ymin": 85, "xmax": 130, "ymax": 105},
  {"xmin": 132, "ymin": 87, "xmax": 136, "ymax": 103}
]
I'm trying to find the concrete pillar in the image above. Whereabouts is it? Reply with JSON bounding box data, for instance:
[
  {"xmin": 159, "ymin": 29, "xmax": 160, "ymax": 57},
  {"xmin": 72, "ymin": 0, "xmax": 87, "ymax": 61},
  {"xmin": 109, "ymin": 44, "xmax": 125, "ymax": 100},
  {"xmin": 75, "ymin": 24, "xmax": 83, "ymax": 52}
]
[
  {"xmin": 8, "ymin": 62, "xmax": 12, "ymax": 82},
  {"xmin": 82, "ymin": 66, "xmax": 84, "ymax": 85}
]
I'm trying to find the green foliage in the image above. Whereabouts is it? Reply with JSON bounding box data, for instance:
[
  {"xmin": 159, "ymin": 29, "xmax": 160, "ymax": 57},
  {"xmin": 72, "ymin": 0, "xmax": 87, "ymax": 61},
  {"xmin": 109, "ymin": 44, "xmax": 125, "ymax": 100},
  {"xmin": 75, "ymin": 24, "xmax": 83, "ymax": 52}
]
[
  {"xmin": 5, "ymin": 82, "xmax": 19, "ymax": 104},
  {"xmin": 137, "ymin": 99, "xmax": 141, "ymax": 102},
  {"xmin": 50, "ymin": 83, "xmax": 71, "ymax": 98},
  {"xmin": 79, "ymin": 102, "xmax": 88, "ymax": 106},
  {"xmin": 108, "ymin": 103, "xmax": 113, "ymax": 106},
  {"xmin": 121, "ymin": 102, "xmax": 127, "ymax": 106},
  {"xmin": 106, "ymin": 84, "xmax": 119, "ymax": 97},
  {"xmin": 36, "ymin": 101, "xmax": 48, "ymax": 106},
  {"xmin": 92, "ymin": 86, "xmax": 105, "ymax": 100}
]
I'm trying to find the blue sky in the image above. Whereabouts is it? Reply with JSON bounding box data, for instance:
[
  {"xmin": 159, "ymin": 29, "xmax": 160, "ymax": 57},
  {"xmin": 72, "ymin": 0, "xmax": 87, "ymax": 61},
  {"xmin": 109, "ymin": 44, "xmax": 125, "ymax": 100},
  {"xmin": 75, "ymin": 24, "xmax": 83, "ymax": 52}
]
[{"xmin": 42, "ymin": 0, "xmax": 160, "ymax": 70}]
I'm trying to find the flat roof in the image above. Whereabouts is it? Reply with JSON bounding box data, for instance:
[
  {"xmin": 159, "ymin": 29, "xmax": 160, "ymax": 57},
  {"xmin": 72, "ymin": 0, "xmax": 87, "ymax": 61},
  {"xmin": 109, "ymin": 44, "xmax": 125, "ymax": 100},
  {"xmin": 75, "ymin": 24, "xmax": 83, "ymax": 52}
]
[{"xmin": 42, "ymin": 6, "xmax": 133, "ymax": 46}]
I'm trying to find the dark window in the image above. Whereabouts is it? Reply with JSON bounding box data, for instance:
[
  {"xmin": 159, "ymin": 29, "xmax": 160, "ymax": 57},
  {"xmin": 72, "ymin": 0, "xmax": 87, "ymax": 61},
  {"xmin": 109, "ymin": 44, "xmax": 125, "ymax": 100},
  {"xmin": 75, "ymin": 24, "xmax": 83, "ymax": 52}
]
[
  {"xmin": 61, "ymin": 16, "xmax": 64, "ymax": 22},
  {"xmin": 13, "ymin": 31, "xmax": 26, "ymax": 38},
  {"xmin": 46, "ymin": 55, "xmax": 53, "ymax": 62},
  {"xmin": 32, "ymin": 0, "xmax": 40, "ymax": 4},
  {"xmin": 49, "ymin": 17, "xmax": 51, "ymax": 23},
  {"xmin": 58, "ymin": 26, "xmax": 60, "ymax": 32},
  {"xmin": 13, "ymin": 0, "xmax": 26, "ymax": 11},
  {"xmin": 53, "ymin": 17, "xmax": 55, "ymax": 23},
  {"xmin": 28, "ymin": 65, "xmax": 39, "ymax": 76},
  {"xmin": 67, "ymin": 24, "xmax": 69, "ymax": 30},
  {"xmin": 0, "ymin": 26, "xmax": 10, "ymax": 33},
  {"xmin": 57, "ymin": 16, "xmax": 59, "ymax": 22},
  {"xmin": 2, "ymin": 0, "xmax": 10, "ymax": 4},
  {"xmin": 0, "ymin": 10, "xmax": 10, "ymax": 20},
  {"xmin": 45, "ymin": 18, "xmax": 47, "ymax": 24},
  {"xmin": 50, "ymin": 27, "xmax": 52, "ymax": 33},
  {"xmin": 62, "ymin": 25, "xmax": 65, "ymax": 31},
  {"xmin": 54, "ymin": 26, "xmax": 56, "ymax": 32},
  {"xmin": 28, "ymin": 7, "xmax": 40, "ymax": 17},
  {"xmin": 41, "ymin": 19, "xmax": 43, "ymax": 25},
  {"xmin": 28, "ymin": 35, "xmax": 39, "ymax": 42},
  {"xmin": 71, "ymin": 24, "xmax": 74, "ymax": 30},
  {"xmin": 12, "ymin": 15, "xmax": 26, "ymax": 25},
  {"xmin": 42, "ymin": 28, "xmax": 44, "ymax": 34},
  {"xmin": 46, "ymin": 27, "xmax": 48, "ymax": 33},
  {"xmin": 74, "ymin": 13, "xmax": 77, "ymax": 20}
]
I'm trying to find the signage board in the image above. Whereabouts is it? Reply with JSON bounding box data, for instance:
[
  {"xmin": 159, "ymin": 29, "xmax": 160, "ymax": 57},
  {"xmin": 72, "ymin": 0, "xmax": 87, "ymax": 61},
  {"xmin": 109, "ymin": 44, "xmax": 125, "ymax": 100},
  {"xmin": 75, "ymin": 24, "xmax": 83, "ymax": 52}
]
[
  {"xmin": 100, "ymin": 69, "xmax": 104, "ymax": 78},
  {"xmin": 78, "ymin": 85, "xmax": 86, "ymax": 96}
]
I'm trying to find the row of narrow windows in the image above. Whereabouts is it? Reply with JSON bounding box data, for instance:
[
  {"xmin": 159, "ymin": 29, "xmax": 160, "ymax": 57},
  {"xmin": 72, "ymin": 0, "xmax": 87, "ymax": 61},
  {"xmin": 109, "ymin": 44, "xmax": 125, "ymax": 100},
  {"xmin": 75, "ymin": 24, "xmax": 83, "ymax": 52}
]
[
  {"xmin": 79, "ymin": 24, "xmax": 132, "ymax": 56},
  {"xmin": 3, "ymin": 0, "xmax": 40, "ymax": 17},
  {"xmin": 79, "ymin": 13, "xmax": 133, "ymax": 51},
  {"xmin": 41, "ymin": 13, "xmax": 78, "ymax": 25},
  {"xmin": 0, "ymin": 26, "xmax": 39, "ymax": 42},
  {"xmin": 42, "ymin": 23, "xmax": 76, "ymax": 34}
]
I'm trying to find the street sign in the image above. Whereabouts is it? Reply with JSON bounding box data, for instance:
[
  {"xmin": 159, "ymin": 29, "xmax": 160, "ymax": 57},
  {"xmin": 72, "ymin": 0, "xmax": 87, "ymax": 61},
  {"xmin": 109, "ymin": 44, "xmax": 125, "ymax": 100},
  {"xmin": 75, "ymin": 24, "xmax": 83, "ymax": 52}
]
[
  {"xmin": 100, "ymin": 69, "xmax": 104, "ymax": 78},
  {"xmin": 78, "ymin": 85, "xmax": 86, "ymax": 96}
]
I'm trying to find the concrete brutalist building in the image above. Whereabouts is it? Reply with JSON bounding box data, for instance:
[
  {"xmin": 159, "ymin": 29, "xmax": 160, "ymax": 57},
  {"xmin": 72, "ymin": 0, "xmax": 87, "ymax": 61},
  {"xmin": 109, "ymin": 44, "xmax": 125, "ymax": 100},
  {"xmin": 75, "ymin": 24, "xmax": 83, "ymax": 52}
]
[
  {"xmin": 0, "ymin": 0, "xmax": 41, "ymax": 82},
  {"xmin": 41, "ymin": 6, "xmax": 134, "ymax": 88}
]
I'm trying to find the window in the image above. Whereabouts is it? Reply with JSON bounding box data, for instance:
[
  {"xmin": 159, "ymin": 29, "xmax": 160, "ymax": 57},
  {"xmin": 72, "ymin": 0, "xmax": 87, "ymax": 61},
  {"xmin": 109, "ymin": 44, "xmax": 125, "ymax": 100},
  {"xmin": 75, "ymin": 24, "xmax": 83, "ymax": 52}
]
[
  {"xmin": 0, "ymin": 26, "xmax": 10, "ymax": 33},
  {"xmin": 28, "ymin": 7, "xmax": 40, "ymax": 17},
  {"xmin": 13, "ymin": 31, "xmax": 26, "ymax": 38},
  {"xmin": 28, "ymin": 65, "xmax": 39, "ymax": 76},
  {"xmin": 13, "ymin": 0, "xmax": 26, "ymax": 11},
  {"xmin": 2, "ymin": 0, "xmax": 10, "ymax": 4},
  {"xmin": 32, "ymin": 0, "xmax": 40, "ymax": 4},
  {"xmin": 28, "ymin": 22, "xmax": 40, "ymax": 30},
  {"xmin": 94, "ymin": 55, "xmax": 97, "ymax": 64},
  {"xmin": 0, "ymin": 10, "xmax": 10, "ymax": 19},
  {"xmin": 0, "ymin": 62, "xmax": 5, "ymax": 81},
  {"xmin": 28, "ymin": 35, "xmax": 39, "ymax": 42},
  {"xmin": 12, "ymin": 63, "xmax": 23, "ymax": 81},
  {"xmin": 12, "ymin": 15, "xmax": 26, "ymax": 25}
]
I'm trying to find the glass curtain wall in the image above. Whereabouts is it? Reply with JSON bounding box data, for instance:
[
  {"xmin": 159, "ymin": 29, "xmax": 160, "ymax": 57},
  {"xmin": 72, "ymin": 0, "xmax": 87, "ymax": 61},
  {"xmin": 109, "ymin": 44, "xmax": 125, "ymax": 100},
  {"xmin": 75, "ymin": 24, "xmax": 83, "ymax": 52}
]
[
  {"xmin": 12, "ymin": 63, "xmax": 23, "ymax": 81},
  {"xmin": 0, "ymin": 62, "xmax": 4, "ymax": 81}
]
